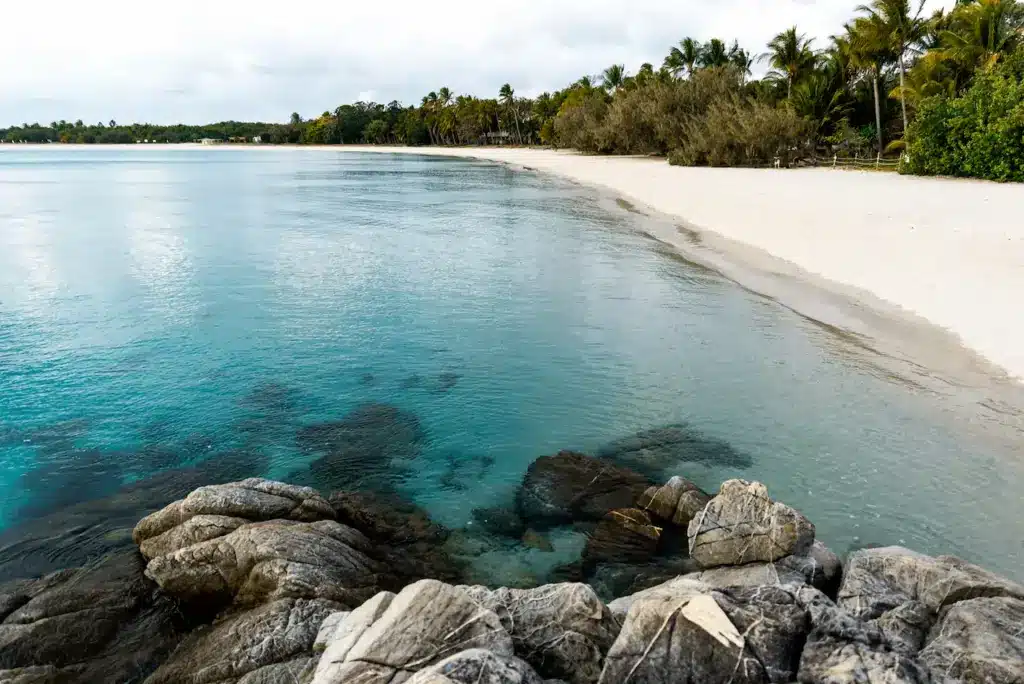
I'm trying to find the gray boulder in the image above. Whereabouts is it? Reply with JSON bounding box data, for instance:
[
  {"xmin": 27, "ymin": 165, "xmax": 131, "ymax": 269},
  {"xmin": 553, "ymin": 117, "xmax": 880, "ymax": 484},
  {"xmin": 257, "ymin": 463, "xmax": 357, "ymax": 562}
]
[
  {"xmin": 459, "ymin": 583, "xmax": 619, "ymax": 684},
  {"xmin": 606, "ymin": 576, "xmax": 710, "ymax": 624},
  {"xmin": 144, "ymin": 597, "xmax": 339, "ymax": 684},
  {"xmin": 312, "ymin": 580, "xmax": 513, "ymax": 684},
  {"xmin": 796, "ymin": 600, "xmax": 933, "ymax": 684},
  {"xmin": 133, "ymin": 478, "xmax": 335, "ymax": 550},
  {"xmin": 919, "ymin": 596, "xmax": 1024, "ymax": 683},
  {"xmin": 838, "ymin": 546, "xmax": 1024, "ymax": 619},
  {"xmin": 599, "ymin": 579, "xmax": 811, "ymax": 683},
  {"xmin": 142, "ymin": 518, "xmax": 384, "ymax": 609},
  {"xmin": 683, "ymin": 540, "xmax": 841, "ymax": 595},
  {"xmin": 516, "ymin": 452, "xmax": 650, "ymax": 527},
  {"xmin": 637, "ymin": 476, "xmax": 710, "ymax": 528},
  {"xmin": 0, "ymin": 552, "xmax": 183, "ymax": 684},
  {"xmin": 405, "ymin": 649, "xmax": 546, "ymax": 684},
  {"xmin": 311, "ymin": 591, "xmax": 395, "ymax": 683},
  {"xmin": 687, "ymin": 480, "xmax": 815, "ymax": 569}
]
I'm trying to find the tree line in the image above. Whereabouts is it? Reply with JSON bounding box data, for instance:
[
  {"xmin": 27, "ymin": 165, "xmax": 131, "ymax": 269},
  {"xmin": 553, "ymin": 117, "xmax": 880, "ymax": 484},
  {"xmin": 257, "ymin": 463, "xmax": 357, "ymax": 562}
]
[{"xmin": 3, "ymin": 0, "xmax": 1022, "ymax": 181}]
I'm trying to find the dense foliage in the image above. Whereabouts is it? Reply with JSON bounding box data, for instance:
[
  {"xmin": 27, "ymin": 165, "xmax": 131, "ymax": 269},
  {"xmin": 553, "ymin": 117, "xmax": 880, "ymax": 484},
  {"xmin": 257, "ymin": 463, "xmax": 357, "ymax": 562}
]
[
  {"xmin": 3, "ymin": 0, "xmax": 1022, "ymax": 180},
  {"xmin": 905, "ymin": 44, "xmax": 1024, "ymax": 180}
]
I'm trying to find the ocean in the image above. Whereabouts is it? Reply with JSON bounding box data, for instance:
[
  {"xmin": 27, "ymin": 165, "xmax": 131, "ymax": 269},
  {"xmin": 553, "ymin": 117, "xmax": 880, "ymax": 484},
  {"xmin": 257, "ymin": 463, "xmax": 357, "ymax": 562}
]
[{"xmin": 0, "ymin": 146, "xmax": 1021, "ymax": 583}]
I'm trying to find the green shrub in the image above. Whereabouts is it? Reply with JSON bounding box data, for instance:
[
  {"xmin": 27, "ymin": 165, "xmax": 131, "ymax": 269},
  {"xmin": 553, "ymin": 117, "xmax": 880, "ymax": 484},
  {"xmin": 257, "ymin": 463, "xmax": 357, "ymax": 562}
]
[{"xmin": 905, "ymin": 48, "xmax": 1024, "ymax": 182}]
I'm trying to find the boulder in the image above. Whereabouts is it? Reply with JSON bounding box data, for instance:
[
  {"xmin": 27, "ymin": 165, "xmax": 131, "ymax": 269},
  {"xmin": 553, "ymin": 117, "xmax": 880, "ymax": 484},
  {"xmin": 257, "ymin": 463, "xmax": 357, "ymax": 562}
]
[
  {"xmin": 0, "ymin": 552, "xmax": 184, "ymax": 684},
  {"xmin": 142, "ymin": 519, "xmax": 384, "ymax": 609},
  {"xmin": 637, "ymin": 476, "xmax": 710, "ymax": 528},
  {"xmin": 459, "ymin": 584, "xmax": 619, "ymax": 684},
  {"xmin": 405, "ymin": 649, "xmax": 546, "ymax": 684},
  {"xmin": 918, "ymin": 596, "xmax": 1024, "ymax": 683},
  {"xmin": 144, "ymin": 597, "xmax": 339, "ymax": 684},
  {"xmin": 133, "ymin": 478, "xmax": 335, "ymax": 550},
  {"xmin": 516, "ymin": 452, "xmax": 650, "ymax": 528},
  {"xmin": 606, "ymin": 576, "xmax": 710, "ymax": 624},
  {"xmin": 581, "ymin": 509, "xmax": 661, "ymax": 569},
  {"xmin": 683, "ymin": 541, "xmax": 841, "ymax": 596},
  {"xmin": 599, "ymin": 581, "xmax": 811, "ymax": 684},
  {"xmin": 687, "ymin": 480, "xmax": 814, "ymax": 569},
  {"xmin": 870, "ymin": 601, "xmax": 931, "ymax": 655},
  {"xmin": 312, "ymin": 580, "xmax": 513, "ymax": 683},
  {"xmin": 312, "ymin": 591, "xmax": 395, "ymax": 683},
  {"xmin": 796, "ymin": 601, "xmax": 933, "ymax": 684},
  {"xmin": 837, "ymin": 546, "xmax": 1024, "ymax": 619},
  {"xmin": 313, "ymin": 611, "xmax": 350, "ymax": 653}
]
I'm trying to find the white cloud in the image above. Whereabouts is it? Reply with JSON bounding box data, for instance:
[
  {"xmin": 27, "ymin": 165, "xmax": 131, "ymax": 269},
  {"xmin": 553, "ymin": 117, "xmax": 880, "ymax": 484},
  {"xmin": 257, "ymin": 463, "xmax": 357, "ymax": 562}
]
[{"xmin": 3, "ymin": 0, "xmax": 955, "ymax": 125}]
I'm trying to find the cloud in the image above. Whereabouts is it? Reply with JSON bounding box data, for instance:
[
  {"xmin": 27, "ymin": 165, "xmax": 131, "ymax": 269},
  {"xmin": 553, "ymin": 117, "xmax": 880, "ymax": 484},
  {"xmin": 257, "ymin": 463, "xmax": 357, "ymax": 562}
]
[{"xmin": 2, "ymin": 0, "xmax": 955, "ymax": 126}]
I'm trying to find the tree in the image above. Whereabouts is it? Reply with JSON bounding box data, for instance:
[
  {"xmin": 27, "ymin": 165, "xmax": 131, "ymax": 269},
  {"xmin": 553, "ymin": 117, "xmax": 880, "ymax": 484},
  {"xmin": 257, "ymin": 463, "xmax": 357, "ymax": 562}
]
[
  {"xmin": 728, "ymin": 41, "xmax": 755, "ymax": 77},
  {"xmin": 499, "ymin": 83, "xmax": 522, "ymax": 144},
  {"xmin": 855, "ymin": 0, "xmax": 930, "ymax": 138},
  {"xmin": 601, "ymin": 64, "xmax": 627, "ymax": 92},
  {"xmin": 699, "ymin": 39, "xmax": 732, "ymax": 68},
  {"xmin": 846, "ymin": 17, "xmax": 895, "ymax": 153},
  {"xmin": 763, "ymin": 27, "xmax": 818, "ymax": 98},
  {"xmin": 664, "ymin": 37, "xmax": 702, "ymax": 77}
]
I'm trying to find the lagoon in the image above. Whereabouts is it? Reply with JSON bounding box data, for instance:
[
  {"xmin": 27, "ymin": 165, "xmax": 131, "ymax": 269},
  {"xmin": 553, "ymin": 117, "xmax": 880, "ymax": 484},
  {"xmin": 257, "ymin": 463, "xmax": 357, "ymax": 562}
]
[{"xmin": 0, "ymin": 147, "xmax": 1021, "ymax": 582}]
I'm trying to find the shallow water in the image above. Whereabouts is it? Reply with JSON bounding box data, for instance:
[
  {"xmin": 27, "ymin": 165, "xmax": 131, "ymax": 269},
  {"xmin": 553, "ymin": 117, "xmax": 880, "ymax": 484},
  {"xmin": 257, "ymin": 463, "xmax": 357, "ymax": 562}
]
[{"xmin": 1, "ymin": 147, "xmax": 1022, "ymax": 582}]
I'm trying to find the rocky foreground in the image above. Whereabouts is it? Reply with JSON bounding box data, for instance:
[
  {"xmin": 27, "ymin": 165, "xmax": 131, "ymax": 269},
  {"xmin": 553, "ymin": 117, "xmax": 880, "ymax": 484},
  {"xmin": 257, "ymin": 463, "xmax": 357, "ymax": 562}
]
[{"xmin": 1, "ymin": 451, "xmax": 1022, "ymax": 683}]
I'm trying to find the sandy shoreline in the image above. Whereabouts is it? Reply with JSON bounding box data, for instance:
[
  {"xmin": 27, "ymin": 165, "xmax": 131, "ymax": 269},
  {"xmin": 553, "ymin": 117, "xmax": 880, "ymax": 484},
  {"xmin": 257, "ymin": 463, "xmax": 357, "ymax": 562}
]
[
  {"xmin": 6, "ymin": 144, "xmax": 1023, "ymax": 385},
  {"xmin": 329, "ymin": 146, "xmax": 1024, "ymax": 385}
]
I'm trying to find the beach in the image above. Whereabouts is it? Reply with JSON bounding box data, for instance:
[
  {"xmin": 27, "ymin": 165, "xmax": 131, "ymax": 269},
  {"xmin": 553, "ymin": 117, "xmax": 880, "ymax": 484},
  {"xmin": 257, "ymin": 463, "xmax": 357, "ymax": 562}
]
[{"xmin": 338, "ymin": 146, "xmax": 1024, "ymax": 385}]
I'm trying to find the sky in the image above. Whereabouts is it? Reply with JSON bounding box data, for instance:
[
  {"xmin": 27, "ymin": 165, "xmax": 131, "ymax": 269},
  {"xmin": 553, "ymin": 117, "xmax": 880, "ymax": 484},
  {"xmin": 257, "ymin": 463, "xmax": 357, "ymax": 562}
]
[{"xmin": 3, "ymin": 0, "xmax": 956, "ymax": 127}]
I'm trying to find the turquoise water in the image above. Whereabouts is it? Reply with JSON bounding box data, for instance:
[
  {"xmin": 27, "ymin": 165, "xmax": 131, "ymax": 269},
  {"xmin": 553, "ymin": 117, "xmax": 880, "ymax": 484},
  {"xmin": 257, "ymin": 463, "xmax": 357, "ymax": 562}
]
[{"xmin": 1, "ymin": 147, "xmax": 1022, "ymax": 581}]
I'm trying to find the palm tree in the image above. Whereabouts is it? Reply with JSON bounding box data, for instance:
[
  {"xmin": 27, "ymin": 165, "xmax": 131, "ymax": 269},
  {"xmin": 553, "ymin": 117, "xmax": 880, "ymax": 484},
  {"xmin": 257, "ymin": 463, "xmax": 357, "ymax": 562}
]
[
  {"xmin": 939, "ymin": 0, "xmax": 1024, "ymax": 70},
  {"xmin": 499, "ymin": 84, "xmax": 522, "ymax": 145},
  {"xmin": 601, "ymin": 64, "xmax": 627, "ymax": 92},
  {"xmin": 663, "ymin": 37, "xmax": 702, "ymax": 77},
  {"xmin": 728, "ymin": 40, "xmax": 755, "ymax": 78},
  {"xmin": 855, "ymin": 0, "xmax": 929, "ymax": 138},
  {"xmin": 698, "ymin": 38, "xmax": 731, "ymax": 68},
  {"xmin": 845, "ymin": 17, "xmax": 894, "ymax": 154},
  {"xmin": 762, "ymin": 27, "xmax": 818, "ymax": 98}
]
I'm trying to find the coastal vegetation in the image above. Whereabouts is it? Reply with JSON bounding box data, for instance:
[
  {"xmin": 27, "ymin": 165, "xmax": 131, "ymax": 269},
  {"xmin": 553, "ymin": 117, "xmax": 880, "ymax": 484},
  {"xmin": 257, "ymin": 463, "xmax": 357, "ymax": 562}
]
[{"xmin": 2, "ymin": 0, "xmax": 1022, "ymax": 180}]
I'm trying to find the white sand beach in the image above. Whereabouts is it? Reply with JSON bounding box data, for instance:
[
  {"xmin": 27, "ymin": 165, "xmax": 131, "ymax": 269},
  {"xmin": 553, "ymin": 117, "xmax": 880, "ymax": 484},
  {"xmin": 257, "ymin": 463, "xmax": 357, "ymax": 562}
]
[{"xmin": 340, "ymin": 146, "xmax": 1024, "ymax": 383}]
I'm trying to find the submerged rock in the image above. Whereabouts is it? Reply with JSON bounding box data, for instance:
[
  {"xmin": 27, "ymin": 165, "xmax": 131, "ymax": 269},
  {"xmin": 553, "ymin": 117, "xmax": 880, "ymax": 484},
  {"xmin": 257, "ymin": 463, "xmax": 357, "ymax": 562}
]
[
  {"xmin": 687, "ymin": 479, "xmax": 815, "ymax": 568},
  {"xmin": 471, "ymin": 506, "xmax": 526, "ymax": 539},
  {"xmin": 597, "ymin": 424, "xmax": 752, "ymax": 478},
  {"xmin": 582, "ymin": 508, "xmax": 661, "ymax": 569},
  {"xmin": 516, "ymin": 451, "xmax": 650, "ymax": 528},
  {"xmin": 16, "ymin": 448, "xmax": 123, "ymax": 522},
  {"xmin": 460, "ymin": 583, "xmax": 619, "ymax": 684},
  {"xmin": 295, "ymin": 402, "xmax": 425, "ymax": 491}
]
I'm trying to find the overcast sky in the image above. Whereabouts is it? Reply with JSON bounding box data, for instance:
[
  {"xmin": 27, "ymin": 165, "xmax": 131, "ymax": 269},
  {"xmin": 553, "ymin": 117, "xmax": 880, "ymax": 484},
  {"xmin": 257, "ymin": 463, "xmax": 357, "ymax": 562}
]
[{"xmin": 3, "ymin": 0, "xmax": 955, "ymax": 126}]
